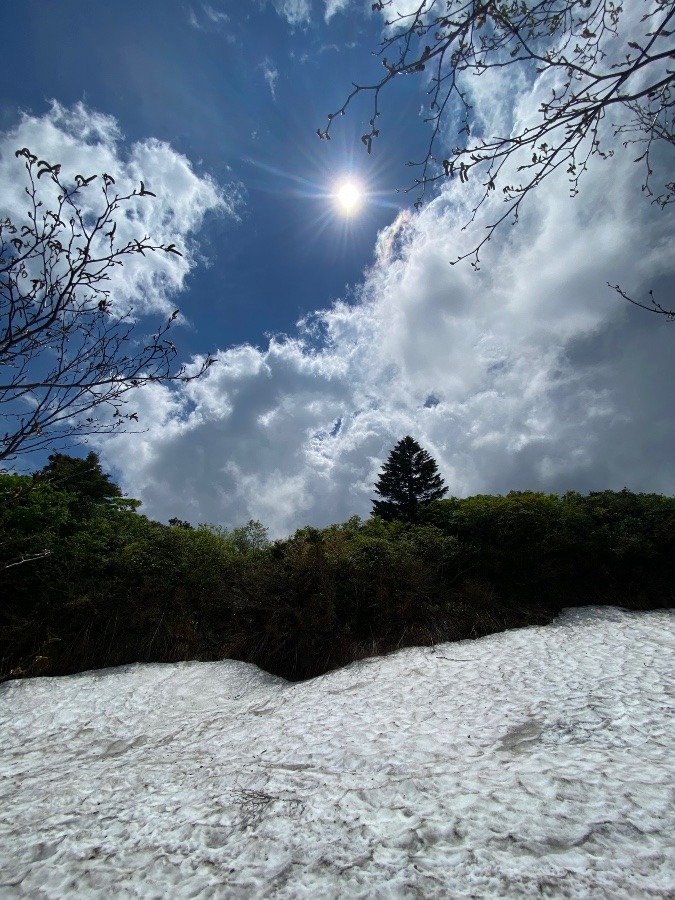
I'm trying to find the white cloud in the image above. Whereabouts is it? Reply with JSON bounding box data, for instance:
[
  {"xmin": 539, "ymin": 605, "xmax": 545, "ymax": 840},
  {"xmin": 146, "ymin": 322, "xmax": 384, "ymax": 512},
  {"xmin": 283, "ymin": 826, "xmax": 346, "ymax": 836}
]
[
  {"xmin": 188, "ymin": 4, "xmax": 230, "ymax": 30},
  {"xmin": 203, "ymin": 4, "xmax": 229, "ymax": 26},
  {"xmin": 272, "ymin": 0, "xmax": 312, "ymax": 26},
  {"xmin": 0, "ymin": 101, "xmax": 239, "ymax": 317},
  {"xmin": 324, "ymin": 0, "xmax": 350, "ymax": 21},
  {"xmin": 93, "ymin": 29, "xmax": 674, "ymax": 537},
  {"xmin": 97, "ymin": 130, "xmax": 674, "ymax": 536},
  {"xmin": 260, "ymin": 58, "xmax": 280, "ymax": 100}
]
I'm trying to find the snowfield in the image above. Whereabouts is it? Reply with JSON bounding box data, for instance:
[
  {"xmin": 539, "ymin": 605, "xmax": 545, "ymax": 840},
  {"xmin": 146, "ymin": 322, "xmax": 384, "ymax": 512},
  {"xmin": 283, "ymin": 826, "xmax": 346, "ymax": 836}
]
[{"xmin": 1, "ymin": 606, "xmax": 674, "ymax": 899}]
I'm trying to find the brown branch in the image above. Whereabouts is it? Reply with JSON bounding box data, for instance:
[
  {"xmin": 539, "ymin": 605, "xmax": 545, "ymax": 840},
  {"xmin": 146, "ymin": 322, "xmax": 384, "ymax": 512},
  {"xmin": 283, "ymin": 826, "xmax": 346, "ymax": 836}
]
[
  {"xmin": 321, "ymin": 0, "xmax": 675, "ymax": 251},
  {"xmin": 608, "ymin": 283, "xmax": 675, "ymax": 319}
]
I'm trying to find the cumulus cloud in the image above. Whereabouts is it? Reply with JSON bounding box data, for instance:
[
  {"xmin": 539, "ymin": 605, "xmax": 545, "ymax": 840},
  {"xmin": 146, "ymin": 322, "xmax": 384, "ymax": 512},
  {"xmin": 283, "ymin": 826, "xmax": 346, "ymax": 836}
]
[
  {"xmin": 97, "ymin": 129, "xmax": 674, "ymax": 536},
  {"xmin": 93, "ymin": 27, "xmax": 675, "ymax": 537},
  {"xmin": 0, "ymin": 101, "xmax": 239, "ymax": 316}
]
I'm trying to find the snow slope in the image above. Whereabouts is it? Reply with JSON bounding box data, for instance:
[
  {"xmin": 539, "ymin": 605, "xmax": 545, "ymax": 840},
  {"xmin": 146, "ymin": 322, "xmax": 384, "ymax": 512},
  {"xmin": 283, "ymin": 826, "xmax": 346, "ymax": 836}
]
[{"xmin": 1, "ymin": 607, "xmax": 674, "ymax": 898}]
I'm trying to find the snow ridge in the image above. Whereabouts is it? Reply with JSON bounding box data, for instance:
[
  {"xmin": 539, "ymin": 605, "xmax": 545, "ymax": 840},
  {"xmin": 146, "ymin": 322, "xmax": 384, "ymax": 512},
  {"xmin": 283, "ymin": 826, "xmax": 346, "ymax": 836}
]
[{"xmin": 1, "ymin": 607, "xmax": 674, "ymax": 898}]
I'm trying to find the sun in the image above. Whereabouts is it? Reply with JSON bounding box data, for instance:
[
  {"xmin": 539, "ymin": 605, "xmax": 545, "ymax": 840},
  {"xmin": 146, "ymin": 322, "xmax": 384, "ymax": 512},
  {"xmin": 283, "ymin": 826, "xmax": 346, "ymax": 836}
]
[{"xmin": 334, "ymin": 179, "xmax": 364, "ymax": 216}]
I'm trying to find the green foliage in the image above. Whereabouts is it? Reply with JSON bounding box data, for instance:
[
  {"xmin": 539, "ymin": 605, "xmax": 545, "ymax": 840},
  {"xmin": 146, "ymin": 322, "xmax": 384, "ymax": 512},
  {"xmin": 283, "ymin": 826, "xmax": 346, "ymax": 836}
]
[
  {"xmin": 422, "ymin": 489, "xmax": 675, "ymax": 607},
  {"xmin": 37, "ymin": 452, "xmax": 138, "ymax": 520},
  {"xmin": 224, "ymin": 520, "xmax": 270, "ymax": 555},
  {"xmin": 199, "ymin": 520, "xmax": 269, "ymax": 554},
  {"xmin": 0, "ymin": 460, "xmax": 237, "ymax": 678},
  {"xmin": 372, "ymin": 436, "xmax": 448, "ymax": 522},
  {"xmin": 1, "ymin": 472, "xmax": 673, "ymax": 683},
  {"xmin": 0, "ymin": 473, "xmax": 71, "ymax": 571},
  {"xmin": 1, "ymin": 473, "xmax": 71, "ymax": 536},
  {"xmin": 223, "ymin": 516, "xmax": 533, "ymax": 680}
]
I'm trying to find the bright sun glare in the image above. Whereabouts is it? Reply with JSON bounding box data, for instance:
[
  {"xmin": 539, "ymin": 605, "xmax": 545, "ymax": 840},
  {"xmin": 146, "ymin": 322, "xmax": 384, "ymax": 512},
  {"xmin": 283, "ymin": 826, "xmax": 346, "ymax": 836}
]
[{"xmin": 334, "ymin": 180, "xmax": 363, "ymax": 216}]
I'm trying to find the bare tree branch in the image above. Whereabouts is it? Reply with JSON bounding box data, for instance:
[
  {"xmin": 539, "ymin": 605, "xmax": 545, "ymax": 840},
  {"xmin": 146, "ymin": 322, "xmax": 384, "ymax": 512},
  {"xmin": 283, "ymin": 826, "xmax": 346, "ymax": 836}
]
[
  {"xmin": 0, "ymin": 149, "xmax": 216, "ymax": 462},
  {"xmin": 3, "ymin": 548, "xmax": 51, "ymax": 570},
  {"xmin": 321, "ymin": 0, "xmax": 675, "ymax": 270},
  {"xmin": 608, "ymin": 282, "xmax": 675, "ymax": 318}
]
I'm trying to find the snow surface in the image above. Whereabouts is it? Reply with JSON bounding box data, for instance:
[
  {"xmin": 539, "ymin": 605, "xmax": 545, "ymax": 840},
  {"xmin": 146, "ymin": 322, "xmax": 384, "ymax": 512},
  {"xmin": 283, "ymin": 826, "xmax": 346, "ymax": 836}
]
[{"xmin": 1, "ymin": 607, "xmax": 674, "ymax": 899}]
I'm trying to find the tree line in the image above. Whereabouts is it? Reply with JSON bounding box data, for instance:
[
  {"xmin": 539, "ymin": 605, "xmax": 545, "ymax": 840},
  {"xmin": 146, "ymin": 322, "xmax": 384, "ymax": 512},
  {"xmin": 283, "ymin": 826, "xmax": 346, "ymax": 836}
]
[{"xmin": 2, "ymin": 446, "xmax": 673, "ymax": 682}]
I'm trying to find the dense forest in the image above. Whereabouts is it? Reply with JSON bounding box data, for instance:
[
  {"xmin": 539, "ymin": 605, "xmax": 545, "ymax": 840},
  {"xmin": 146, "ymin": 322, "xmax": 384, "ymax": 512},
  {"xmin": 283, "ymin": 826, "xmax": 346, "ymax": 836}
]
[{"xmin": 1, "ymin": 453, "xmax": 673, "ymax": 682}]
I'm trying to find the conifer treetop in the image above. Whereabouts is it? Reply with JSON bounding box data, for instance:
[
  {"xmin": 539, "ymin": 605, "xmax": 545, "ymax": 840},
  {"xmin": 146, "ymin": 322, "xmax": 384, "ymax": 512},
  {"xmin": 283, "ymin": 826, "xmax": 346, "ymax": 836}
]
[{"xmin": 372, "ymin": 435, "xmax": 448, "ymax": 523}]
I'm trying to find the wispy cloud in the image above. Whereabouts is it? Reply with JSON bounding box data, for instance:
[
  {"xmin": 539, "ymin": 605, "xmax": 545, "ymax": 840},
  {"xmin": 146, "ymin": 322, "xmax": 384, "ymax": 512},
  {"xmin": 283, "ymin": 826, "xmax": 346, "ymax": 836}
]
[
  {"xmin": 203, "ymin": 4, "xmax": 228, "ymax": 26},
  {"xmin": 187, "ymin": 3, "xmax": 230, "ymax": 31},
  {"xmin": 272, "ymin": 0, "xmax": 311, "ymax": 26},
  {"xmin": 187, "ymin": 7, "xmax": 201, "ymax": 29},
  {"xmin": 260, "ymin": 58, "xmax": 279, "ymax": 100},
  {"xmin": 324, "ymin": 0, "xmax": 351, "ymax": 22}
]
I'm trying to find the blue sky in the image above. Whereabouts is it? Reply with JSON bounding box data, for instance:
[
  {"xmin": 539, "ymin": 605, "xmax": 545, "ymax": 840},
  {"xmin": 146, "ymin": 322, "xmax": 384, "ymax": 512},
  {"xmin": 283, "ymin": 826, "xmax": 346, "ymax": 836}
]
[
  {"xmin": 2, "ymin": 1, "xmax": 674, "ymax": 535},
  {"xmin": 2, "ymin": 0, "xmax": 419, "ymax": 349}
]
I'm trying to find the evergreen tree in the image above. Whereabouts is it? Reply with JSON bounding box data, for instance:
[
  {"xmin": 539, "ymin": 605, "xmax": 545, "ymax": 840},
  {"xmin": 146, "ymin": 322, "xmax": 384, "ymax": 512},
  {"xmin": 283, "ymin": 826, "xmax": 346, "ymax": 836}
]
[{"xmin": 372, "ymin": 436, "xmax": 447, "ymax": 523}]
